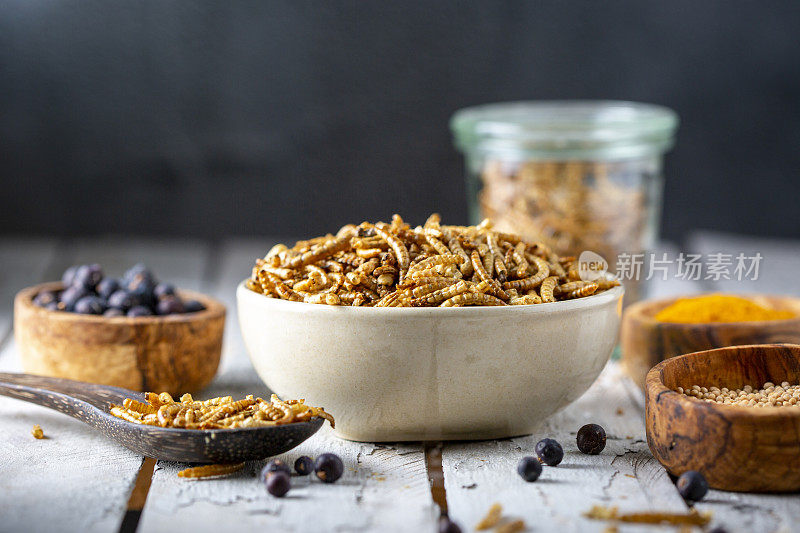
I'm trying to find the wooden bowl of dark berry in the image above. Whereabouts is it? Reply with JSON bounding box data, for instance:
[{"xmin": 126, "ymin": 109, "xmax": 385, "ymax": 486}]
[{"xmin": 14, "ymin": 263, "xmax": 226, "ymax": 395}]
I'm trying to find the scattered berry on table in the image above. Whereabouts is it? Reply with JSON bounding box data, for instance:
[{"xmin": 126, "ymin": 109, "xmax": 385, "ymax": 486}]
[
  {"xmin": 315, "ymin": 453, "xmax": 344, "ymax": 483},
  {"xmin": 265, "ymin": 471, "xmax": 291, "ymax": 497},
  {"xmin": 535, "ymin": 438, "xmax": 564, "ymax": 466},
  {"xmin": 516, "ymin": 456, "xmax": 542, "ymax": 482},
  {"xmin": 261, "ymin": 459, "xmax": 292, "ymax": 480},
  {"xmin": 438, "ymin": 516, "xmax": 463, "ymax": 533},
  {"xmin": 294, "ymin": 456, "xmax": 314, "ymax": 475},
  {"xmin": 74, "ymin": 296, "xmax": 107, "ymax": 315},
  {"xmin": 676, "ymin": 470, "xmax": 708, "ymax": 502},
  {"xmin": 577, "ymin": 423, "xmax": 606, "ymax": 455}
]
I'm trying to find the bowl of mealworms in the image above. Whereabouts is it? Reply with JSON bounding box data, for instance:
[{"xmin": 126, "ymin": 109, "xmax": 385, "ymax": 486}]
[
  {"xmin": 237, "ymin": 214, "xmax": 624, "ymax": 441},
  {"xmin": 14, "ymin": 282, "xmax": 225, "ymax": 395}
]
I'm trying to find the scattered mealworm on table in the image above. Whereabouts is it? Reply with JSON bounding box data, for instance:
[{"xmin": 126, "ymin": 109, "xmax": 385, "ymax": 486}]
[
  {"xmin": 583, "ymin": 505, "xmax": 712, "ymax": 526},
  {"xmin": 177, "ymin": 463, "xmax": 245, "ymax": 479},
  {"xmin": 476, "ymin": 502, "xmax": 503, "ymax": 530},
  {"xmin": 495, "ymin": 519, "xmax": 526, "ymax": 533},
  {"xmin": 31, "ymin": 424, "xmax": 44, "ymax": 439}
]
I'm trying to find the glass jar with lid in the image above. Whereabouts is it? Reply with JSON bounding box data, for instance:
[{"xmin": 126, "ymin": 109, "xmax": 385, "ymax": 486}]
[{"xmin": 450, "ymin": 100, "xmax": 679, "ymax": 303}]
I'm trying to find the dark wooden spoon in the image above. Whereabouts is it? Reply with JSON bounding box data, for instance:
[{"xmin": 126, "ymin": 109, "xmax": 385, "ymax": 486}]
[{"xmin": 0, "ymin": 372, "xmax": 324, "ymax": 463}]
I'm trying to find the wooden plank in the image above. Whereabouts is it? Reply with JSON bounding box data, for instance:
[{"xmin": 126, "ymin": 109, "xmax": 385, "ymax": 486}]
[
  {"xmin": 138, "ymin": 238, "xmax": 439, "ymax": 533},
  {"xmin": 0, "ymin": 239, "xmax": 211, "ymax": 533},
  {"xmin": 622, "ymin": 369, "xmax": 800, "ymax": 533},
  {"xmin": 441, "ymin": 363, "xmax": 689, "ymax": 533},
  {"xmin": 694, "ymin": 491, "xmax": 800, "ymax": 533},
  {"xmin": 140, "ymin": 427, "xmax": 437, "ymax": 533},
  {"xmin": 688, "ymin": 231, "xmax": 800, "ymax": 295}
]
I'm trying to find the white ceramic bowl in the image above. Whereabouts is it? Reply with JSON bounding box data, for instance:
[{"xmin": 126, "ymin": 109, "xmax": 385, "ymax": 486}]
[{"xmin": 237, "ymin": 281, "xmax": 623, "ymax": 442}]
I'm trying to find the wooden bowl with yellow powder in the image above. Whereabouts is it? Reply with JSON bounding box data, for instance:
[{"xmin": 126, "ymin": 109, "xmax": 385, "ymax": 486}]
[{"xmin": 621, "ymin": 293, "xmax": 800, "ymax": 388}]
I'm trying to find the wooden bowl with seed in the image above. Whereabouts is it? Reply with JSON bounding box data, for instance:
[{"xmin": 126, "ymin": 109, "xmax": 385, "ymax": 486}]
[
  {"xmin": 14, "ymin": 282, "xmax": 225, "ymax": 395},
  {"xmin": 621, "ymin": 294, "xmax": 800, "ymax": 388},
  {"xmin": 645, "ymin": 343, "xmax": 800, "ymax": 492}
]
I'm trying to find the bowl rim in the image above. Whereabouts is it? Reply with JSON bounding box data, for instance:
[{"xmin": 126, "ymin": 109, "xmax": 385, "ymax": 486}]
[
  {"xmin": 237, "ymin": 278, "xmax": 624, "ymax": 316},
  {"xmin": 626, "ymin": 293, "xmax": 800, "ymax": 327},
  {"xmin": 645, "ymin": 343, "xmax": 800, "ymax": 419},
  {"xmin": 16, "ymin": 281, "xmax": 226, "ymax": 324}
]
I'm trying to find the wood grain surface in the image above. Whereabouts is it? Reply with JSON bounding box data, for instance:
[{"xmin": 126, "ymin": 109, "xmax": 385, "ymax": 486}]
[
  {"xmin": 645, "ymin": 344, "xmax": 800, "ymax": 492},
  {"xmin": 441, "ymin": 364, "xmax": 690, "ymax": 533}
]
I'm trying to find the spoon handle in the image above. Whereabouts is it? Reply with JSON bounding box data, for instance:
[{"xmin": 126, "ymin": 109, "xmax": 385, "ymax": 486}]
[{"xmin": 0, "ymin": 372, "xmax": 143, "ymax": 416}]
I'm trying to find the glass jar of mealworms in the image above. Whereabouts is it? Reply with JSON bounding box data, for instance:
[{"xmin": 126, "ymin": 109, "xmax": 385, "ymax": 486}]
[{"xmin": 451, "ymin": 101, "xmax": 678, "ymax": 303}]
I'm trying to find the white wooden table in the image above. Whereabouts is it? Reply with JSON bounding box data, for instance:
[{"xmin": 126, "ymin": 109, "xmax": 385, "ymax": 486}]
[{"xmin": 1, "ymin": 233, "xmax": 798, "ymax": 533}]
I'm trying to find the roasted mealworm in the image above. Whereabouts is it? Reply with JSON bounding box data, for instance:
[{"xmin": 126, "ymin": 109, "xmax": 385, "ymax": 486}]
[
  {"xmin": 562, "ymin": 282, "xmax": 599, "ymax": 299},
  {"xmin": 410, "ymin": 280, "xmax": 472, "ymax": 306},
  {"xmin": 407, "ymin": 254, "xmax": 464, "ymax": 274},
  {"xmin": 246, "ymin": 215, "xmax": 619, "ymax": 307},
  {"xmin": 177, "ymin": 463, "xmax": 245, "ymax": 479},
  {"xmin": 123, "ymin": 398, "xmax": 157, "ymax": 415},
  {"xmin": 476, "ymin": 503, "xmax": 503, "ymax": 530},
  {"xmin": 510, "ymin": 294, "xmax": 542, "ymax": 305},
  {"xmin": 287, "ymin": 236, "xmax": 351, "ymax": 268},
  {"xmin": 540, "ymin": 276, "xmax": 558, "ymax": 303},
  {"xmin": 440, "ymin": 292, "xmax": 507, "ymax": 307},
  {"xmin": 373, "ymin": 223, "xmax": 410, "ymax": 282},
  {"xmin": 485, "ymin": 233, "xmax": 507, "ymax": 282}
]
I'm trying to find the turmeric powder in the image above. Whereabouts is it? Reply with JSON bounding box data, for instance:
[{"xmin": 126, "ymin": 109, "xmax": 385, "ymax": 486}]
[{"xmin": 655, "ymin": 294, "xmax": 795, "ymax": 324}]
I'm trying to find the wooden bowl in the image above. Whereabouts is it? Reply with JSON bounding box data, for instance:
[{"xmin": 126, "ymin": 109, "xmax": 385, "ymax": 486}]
[
  {"xmin": 621, "ymin": 294, "xmax": 800, "ymax": 388},
  {"xmin": 14, "ymin": 282, "xmax": 226, "ymax": 395},
  {"xmin": 645, "ymin": 344, "xmax": 800, "ymax": 492}
]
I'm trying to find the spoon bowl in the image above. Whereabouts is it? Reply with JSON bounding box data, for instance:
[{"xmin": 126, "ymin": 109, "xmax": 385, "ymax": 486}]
[{"xmin": 0, "ymin": 372, "xmax": 324, "ymax": 463}]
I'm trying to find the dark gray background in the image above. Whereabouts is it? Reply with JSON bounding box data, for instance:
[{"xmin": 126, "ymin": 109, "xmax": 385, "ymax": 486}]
[{"xmin": 2, "ymin": 1, "xmax": 799, "ymax": 241}]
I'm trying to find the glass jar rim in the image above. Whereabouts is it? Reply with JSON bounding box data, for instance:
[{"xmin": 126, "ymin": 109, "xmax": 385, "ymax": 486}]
[{"xmin": 451, "ymin": 100, "xmax": 679, "ymax": 160}]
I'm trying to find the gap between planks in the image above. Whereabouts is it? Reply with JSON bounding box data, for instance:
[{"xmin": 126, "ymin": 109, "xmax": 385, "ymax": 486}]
[{"xmin": 424, "ymin": 442, "xmax": 448, "ymax": 516}]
